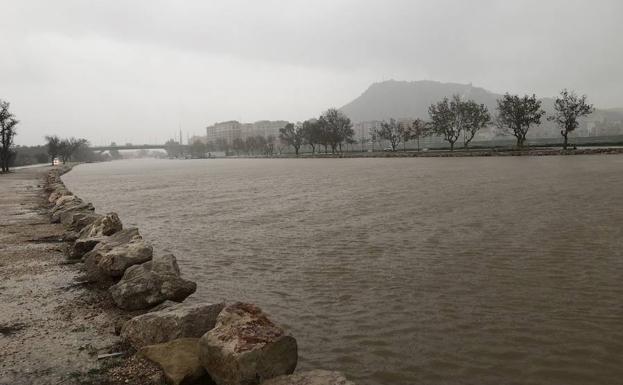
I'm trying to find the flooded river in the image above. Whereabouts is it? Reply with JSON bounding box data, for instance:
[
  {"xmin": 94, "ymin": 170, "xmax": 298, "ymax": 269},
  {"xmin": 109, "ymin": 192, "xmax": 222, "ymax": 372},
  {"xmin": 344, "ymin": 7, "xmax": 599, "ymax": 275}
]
[{"xmin": 63, "ymin": 156, "xmax": 623, "ymax": 385}]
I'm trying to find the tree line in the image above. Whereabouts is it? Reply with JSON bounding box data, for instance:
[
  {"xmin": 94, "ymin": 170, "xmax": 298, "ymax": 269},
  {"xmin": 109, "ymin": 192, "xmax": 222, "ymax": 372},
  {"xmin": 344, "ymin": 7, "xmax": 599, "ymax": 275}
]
[
  {"xmin": 376, "ymin": 89, "xmax": 594, "ymax": 152},
  {"xmin": 279, "ymin": 108, "xmax": 354, "ymax": 155},
  {"xmin": 232, "ymin": 135, "xmax": 277, "ymax": 156},
  {"xmin": 276, "ymin": 89, "xmax": 594, "ymax": 155},
  {"xmin": 44, "ymin": 136, "xmax": 100, "ymax": 164}
]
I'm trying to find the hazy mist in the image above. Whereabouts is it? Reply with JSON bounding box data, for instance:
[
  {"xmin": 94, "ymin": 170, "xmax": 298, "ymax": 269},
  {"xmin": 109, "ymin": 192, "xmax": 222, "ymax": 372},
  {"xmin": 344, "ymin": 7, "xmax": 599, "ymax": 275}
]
[{"xmin": 2, "ymin": 0, "xmax": 622, "ymax": 145}]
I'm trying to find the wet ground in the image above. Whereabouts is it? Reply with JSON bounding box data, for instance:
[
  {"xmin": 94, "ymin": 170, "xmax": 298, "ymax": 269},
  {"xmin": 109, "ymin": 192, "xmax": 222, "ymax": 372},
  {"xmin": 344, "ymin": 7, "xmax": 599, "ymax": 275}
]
[{"xmin": 0, "ymin": 167, "xmax": 156, "ymax": 385}]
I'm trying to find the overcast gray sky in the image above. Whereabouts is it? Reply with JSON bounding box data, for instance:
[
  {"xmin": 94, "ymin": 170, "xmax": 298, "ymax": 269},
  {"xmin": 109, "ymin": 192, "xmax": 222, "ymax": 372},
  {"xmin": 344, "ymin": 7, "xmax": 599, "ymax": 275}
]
[{"xmin": 2, "ymin": 0, "xmax": 622, "ymax": 145}]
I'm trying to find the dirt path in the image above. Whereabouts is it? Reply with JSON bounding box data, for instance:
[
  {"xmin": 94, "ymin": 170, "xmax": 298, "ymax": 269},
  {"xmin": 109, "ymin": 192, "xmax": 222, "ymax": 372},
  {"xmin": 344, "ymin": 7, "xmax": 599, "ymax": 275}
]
[{"xmin": 0, "ymin": 167, "xmax": 124, "ymax": 385}]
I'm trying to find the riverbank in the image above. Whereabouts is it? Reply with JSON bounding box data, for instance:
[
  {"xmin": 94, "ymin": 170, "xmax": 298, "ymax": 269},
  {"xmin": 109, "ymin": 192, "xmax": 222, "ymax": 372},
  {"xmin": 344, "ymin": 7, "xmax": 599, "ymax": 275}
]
[
  {"xmin": 0, "ymin": 167, "xmax": 163, "ymax": 385},
  {"xmin": 2, "ymin": 165, "xmax": 353, "ymax": 385},
  {"xmin": 220, "ymin": 146, "xmax": 623, "ymax": 159}
]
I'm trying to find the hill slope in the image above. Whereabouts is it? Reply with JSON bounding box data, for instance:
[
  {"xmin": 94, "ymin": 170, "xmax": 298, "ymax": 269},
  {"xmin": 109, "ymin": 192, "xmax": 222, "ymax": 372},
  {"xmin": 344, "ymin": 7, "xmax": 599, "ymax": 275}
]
[
  {"xmin": 339, "ymin": 80, "xmax": 501, "ymax": 122},
  {"xmin": 339, "ymin": 80, "xmax": 621, "ymax": 124}
]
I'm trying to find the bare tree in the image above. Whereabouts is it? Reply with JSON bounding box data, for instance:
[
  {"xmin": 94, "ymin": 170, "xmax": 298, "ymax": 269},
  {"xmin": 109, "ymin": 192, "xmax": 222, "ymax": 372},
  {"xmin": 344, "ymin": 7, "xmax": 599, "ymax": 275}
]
[
  {"xmin": 57, "ymin": 137, "xmax": 89, "ymax": 163},
  {"xmin": 462, "ymin": 100, "xmax": 491, "ymax": 148},
  {"xmin": 548, "ymin": 89, "xmax": 594, "ymax": 150},
  {"xmin": 399, "ymin": 121, "xmax": 414, "ymax": 152},
  {"xmin": 45, "ymin": 135, "xmax": 61, "ymax": 165},
  {"xmin": 495, "ymin": 93, "xmax": 545, "ymax": 148},
  {"xmin": 375, "ymin": 119, "xmax": 402, "ymax": 151},
  {"xmin": 301, "ymin": 119, "xmax": 321, "ymax": 154},
  {"xmin": 0, "ymin": 100, "xmax": 18, "ymax": 172},
  {"xmin": 279, "ymin": 123, "xmax": 304, "ymax": 156},
  {"xmin": 319, "ymin": 108, "xmax": 354, "ymax": 153},
  {"xmin": 428, "ymin": 96, "xmax": 461, "ymax": 151},
  {"xmin": 411, "ymin": 119, "xmax": 427, "ymax": 151},
  {"xmin": 428, "ymin": 95, "xmax": 490, "ymax": 151},
  {"xmin": 369, "ymin": 129, "xmax": 378, "ymax": 152},
  {"xmin": 265, "ymin": 135, "xmax": 275, "ymax": 156}
]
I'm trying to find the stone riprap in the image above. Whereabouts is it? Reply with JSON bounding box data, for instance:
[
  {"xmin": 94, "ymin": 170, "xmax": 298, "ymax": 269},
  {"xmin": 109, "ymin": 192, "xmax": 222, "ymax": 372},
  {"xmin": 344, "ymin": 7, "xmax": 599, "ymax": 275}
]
[
  {"xmin": 83, "ymin": 228, "xmax": 153, "ymax": 280},
  {"xmin": 198, "ymin": 302, "xmax": 298, "ymax": 385},
  {"xmin": 139, "ymin": 338, "xmax": 209, "ymax": 385},
  {"xmin": 68, "ymin": 212, "xmax": 124, "ymax": 260},
  {"xmin": 79, "ymin": 212, "xmax": 123, "ymax": 238},
  {"xmin": 51, "ymin": 200, "xmax": 95, "ymax": 223},
  {"xmin": 109, "ymin": 254, "xmax": 196, "ymax": 310},
  {"xmin": 42, "ymin": 166, "xmax": 352, "ymax": 384},
  {"xmin": 122, "ymin": 302, "xmax": 226, "ymax": 348},
  {"xmin": 60, "ymin": 211, "xmax": 103, "ymax": 232}
]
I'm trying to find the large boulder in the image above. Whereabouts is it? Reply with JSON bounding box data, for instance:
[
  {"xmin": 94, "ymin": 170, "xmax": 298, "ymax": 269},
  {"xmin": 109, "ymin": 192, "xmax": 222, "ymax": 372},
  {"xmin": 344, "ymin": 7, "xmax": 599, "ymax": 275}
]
[
  {"xmin": 69, "ymin": 236, "xmax": 104, "ymax": 260},
  {"xmin": 60, "ymin": 211, "xmax": 102, "ymax": 232},
  {"xmin": 109, "ymin": 254, "xmax": 196, "ymax": 310},
  {"xmin": 79, "ymin": 212, "xmax": 123, "ymax": 238},
  {"xmin": 139, "ymin": 338, "xmax": 210, "ymax": 385},
  {"xmin": 261, "ymin": 370, "xmax": 356, "ymax": 385},
  {"xmin": 53, "ymin": 194, "xmax": 80, "ymax": 209},
  {"xmin": 122, "ymin": 302, "xmax": 226, "ymax": 349},
  {"xmin": 51, "ymin": 200, "xmax": 94, "ymax": 223},
  {"xmin": 83, "ymin": 228, "xmax": 153, "ymax": 279},
  {"xmin": 67, "ymin": 213, "xmax": 123, "ymax": 260},
  {"xmin": 198, "ymin": 302, "xmax": 297, "ymax": 385},
  {"xmin": 48, "ymin": 189, "xmax": 71, "ymax": 204}
]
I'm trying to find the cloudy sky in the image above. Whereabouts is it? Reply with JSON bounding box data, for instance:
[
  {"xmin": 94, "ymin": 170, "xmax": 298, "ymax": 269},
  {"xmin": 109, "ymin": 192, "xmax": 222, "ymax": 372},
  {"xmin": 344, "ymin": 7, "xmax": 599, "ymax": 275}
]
[{"xmin": 2, "ymin": 0, "xmax": 622, "ymax": 145}]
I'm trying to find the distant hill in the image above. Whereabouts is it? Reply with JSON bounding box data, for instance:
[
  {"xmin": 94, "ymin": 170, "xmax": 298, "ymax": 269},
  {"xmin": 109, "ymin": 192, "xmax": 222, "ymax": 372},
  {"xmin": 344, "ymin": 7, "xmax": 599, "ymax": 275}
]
[
  {"xmin": 339, "ymin": 80, "xmax": 622, "ymax": 125},
  {"xmin": 340, "ymin": 80, "xmax": 501, "ymax": 122}
]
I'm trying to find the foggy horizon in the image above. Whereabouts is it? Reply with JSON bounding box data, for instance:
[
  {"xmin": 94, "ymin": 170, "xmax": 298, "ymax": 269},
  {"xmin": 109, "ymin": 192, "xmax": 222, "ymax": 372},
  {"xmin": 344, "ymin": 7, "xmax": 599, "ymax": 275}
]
[{"xmin": 3, "ymin": 0, "xmax": 623, "ymax": 146}]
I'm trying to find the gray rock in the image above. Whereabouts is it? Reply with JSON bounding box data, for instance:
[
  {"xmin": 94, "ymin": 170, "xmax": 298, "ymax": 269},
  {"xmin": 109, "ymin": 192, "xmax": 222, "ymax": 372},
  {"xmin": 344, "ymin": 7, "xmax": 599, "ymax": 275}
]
[
  {"xmin": 149, "ymin": 300, "xmax": 179, "ymax": 312},
  {"xmin": 139, "ymin": 338, "xmax": 210, "ymax": 385},
  {"xmin": 121, "ymin": 302, "xmax": 226, "ymax": 349},
  {"xmin": 60, "ymin": 211, "xmax": 102, "ymax": 232},
  {"xmin": 261, "ymin": 370, "xmax": 356, "ymax": 385},
  {"xmin": 48, "ymin": 190, "xmax": 71, "ymax": 204},
  {"xmin": 51, "ymin": 201, "xmax": 94, "ymax": 223},
  {"xmin": 79, "ymin": 212, "xmax": 123, "ymax": 238},
  {"xmin": 63, "ymin": 231, "xmax": 80, "ymax": 243},
  {"xmin": 198, "ymin": 302, "xmax": 298, "ymax": 385},
  {"xmin": 109, "ymin": 254, "xmax": 196, "ymax": 310},
  {"xmin": 69, "ymin": 237, "xmax": 104, "ymax": 260},
  {"xmin": 52, "ymin": 194, "xmax": 81, "ymax": 209},
  {"xmin": 67, "ymin": 213, "xmax": 123, "ymax": 260},
  {"xmin": 83, "ymin": 228, "xmax": 153, "ymax": 279}
]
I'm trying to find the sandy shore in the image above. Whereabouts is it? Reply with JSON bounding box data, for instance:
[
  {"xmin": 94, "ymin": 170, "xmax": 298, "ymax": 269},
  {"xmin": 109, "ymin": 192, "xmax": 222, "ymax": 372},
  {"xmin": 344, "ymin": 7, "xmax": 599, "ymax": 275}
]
[{"xmin": 0, "ymin": 167, "xmax": 160, "ymax": 385}]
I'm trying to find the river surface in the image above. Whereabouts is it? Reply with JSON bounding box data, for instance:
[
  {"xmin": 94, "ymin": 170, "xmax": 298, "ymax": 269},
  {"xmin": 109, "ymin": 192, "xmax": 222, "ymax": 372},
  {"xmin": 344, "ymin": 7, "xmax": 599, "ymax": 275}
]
[{"xmin": 63, "ymin": 156, "xmax": 623, "ymax": 385}]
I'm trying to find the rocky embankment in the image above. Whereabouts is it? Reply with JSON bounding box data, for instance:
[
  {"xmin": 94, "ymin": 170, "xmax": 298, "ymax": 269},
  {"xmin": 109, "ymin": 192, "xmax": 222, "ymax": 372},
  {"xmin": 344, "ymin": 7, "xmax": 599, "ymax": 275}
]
[{"xmin": 44, "ymin": 165, "xmax": 354, "ymax": 385}]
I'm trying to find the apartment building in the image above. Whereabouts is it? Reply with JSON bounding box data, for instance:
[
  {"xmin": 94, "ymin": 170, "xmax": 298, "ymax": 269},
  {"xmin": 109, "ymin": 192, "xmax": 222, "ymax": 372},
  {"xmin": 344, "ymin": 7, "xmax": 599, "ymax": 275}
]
[{"xmin": 205, "ymin": 120, "xmax": 289, "ymax": 144}]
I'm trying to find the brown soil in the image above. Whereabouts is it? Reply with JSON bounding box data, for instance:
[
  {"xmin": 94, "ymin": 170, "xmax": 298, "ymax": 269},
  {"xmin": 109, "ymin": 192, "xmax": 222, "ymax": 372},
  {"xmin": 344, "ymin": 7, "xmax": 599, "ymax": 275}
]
[{"xmin": 0, "ymin": 167, "xmax": 163, "ymax": 385}]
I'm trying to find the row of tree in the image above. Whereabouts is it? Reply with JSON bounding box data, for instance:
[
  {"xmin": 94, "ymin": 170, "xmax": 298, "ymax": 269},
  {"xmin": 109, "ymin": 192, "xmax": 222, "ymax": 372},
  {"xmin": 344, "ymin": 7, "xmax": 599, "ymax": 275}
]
[
  {"xmin": 374, "ymin": 89, "xmax": 594, "ymax": 152},
  {"xmin": 279, "ymin": 108, "xmax": 354, "ymax": 155},
  {"xmin": 45, "ymin": 135, "xmax": 98, "ymax": 164},
  {"xmin": 276, "ymin": 89, "xmax": 594, "ymax": 155},
  {"xmin": 232, "ymin": 135, "xmax": 276, "ymax": 156}
]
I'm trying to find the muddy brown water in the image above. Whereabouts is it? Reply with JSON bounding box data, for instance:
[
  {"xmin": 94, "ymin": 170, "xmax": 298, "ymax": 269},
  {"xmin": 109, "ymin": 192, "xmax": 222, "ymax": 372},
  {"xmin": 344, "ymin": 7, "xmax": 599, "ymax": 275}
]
[{"xmin": 63, "ymin": 156, "xmax": 623, "ymax": 385}]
